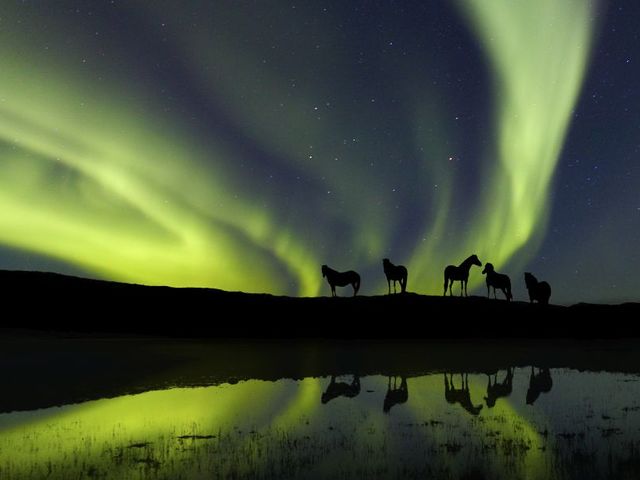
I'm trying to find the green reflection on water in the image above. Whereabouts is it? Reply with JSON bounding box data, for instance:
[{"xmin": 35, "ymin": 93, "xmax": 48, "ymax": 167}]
[{"xmin": 1, "ymin": 371, "xmax": 640, "ymax": 479}]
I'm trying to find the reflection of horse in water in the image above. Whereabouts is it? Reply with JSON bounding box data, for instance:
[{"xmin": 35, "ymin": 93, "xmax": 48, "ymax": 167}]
[
  {"xmin": 383, "ymin": 376, "xmax": 408, "ymax": 413},
  {"xmin": 383, "ymin": 259, "xmax": 408, "ymax": 294},
  {"xmin": 524, "ymin": 272, "xmax": 551, "ymax": 305},
  {"xmin": 443, "ymin": 254, "xmax": 482, "ymax": 296},
  {"xmin": 444, "ymin": 373, "xmax": 483, "ymax": 415},
  {"xmin": 321, "ymin": 265, "xmax": 361, "ymax": 297},
  {"xmin": 526, "ymin": 367, "xmax": 552, "ymax": 405},
  {"xmin": 482, "ymin": 263, "xmax": 513, "ymax": 301},
  {"xmin": 321, "ymin": 375, "xmax": 361, "ymax": 404},
  {"xmin": 484, "ymin": 367, "xmax": 514, "ymax": 407}
]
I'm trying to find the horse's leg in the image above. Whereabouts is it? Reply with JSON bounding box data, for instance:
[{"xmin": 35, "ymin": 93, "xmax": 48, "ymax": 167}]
[{"xmin": 388, "ymin": 278, "xmax": 391, "ymax": 295}]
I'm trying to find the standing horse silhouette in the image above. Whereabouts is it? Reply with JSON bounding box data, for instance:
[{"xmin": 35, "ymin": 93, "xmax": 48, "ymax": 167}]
[
  {"xmin": 321, "ymin": 375, "xmax": 361, "ymax": 404},
  {"xmin": 321, "ymin": 265, "xmax": 361, "ymax": 297},
  {"xmin": 484, "ymin": 367, "xmax": 514, "ymax": 408},
  {"xmin": 444, "ymin": 373, "xmax": 483, "ymax": 415},
  {"xmin": 383, "ymin": 376, "xmax": 408, "ymax": 413},
  {"xmin": 443, "ymin": 254, "xmax": 482, "ymax": 296},
  {"xmin": 481, "ymin": 263, "xmax": 513, "ymax": 301},
  {"xmin": 524, "ymin": 272, "xmax": 551, "ymax": 305},
  {"xmin": 526, "ymin": 367, "xmax": 552, "ymax": 405},
  {"xmin": 382, "ymin": 258, "xmax": 408, "ymax": 294}
]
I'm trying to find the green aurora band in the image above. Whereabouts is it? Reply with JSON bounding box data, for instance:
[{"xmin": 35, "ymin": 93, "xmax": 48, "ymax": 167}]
[
  {"xmin": 412, "ymin": 0, "xmax": 598, "ymax": 292},
  {"xmin": 0, "ymin": 1, "xmax": 597, "ymax": 295}
]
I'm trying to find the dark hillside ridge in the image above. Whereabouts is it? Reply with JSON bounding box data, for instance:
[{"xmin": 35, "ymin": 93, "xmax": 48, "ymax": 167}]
[{"xmin": 0, "ymin": 270, "xmax": 637, "ymax": 338}]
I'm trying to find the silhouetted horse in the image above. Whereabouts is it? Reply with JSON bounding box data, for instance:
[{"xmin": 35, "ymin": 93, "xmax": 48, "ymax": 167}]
[
  {"xmin": 443, "ymin": 254, "xmax": 482, "ymax": 296},
  {"xmin": 524, "ymin": 272, "xmax": 551, "ymax": 305},
  {"xmin": 322, "ymin": 265, "xmax": 361, "ymax": 297},
  {"xmin": 321, "ymin": 375, "xmax": 361, "ymax": 404},
  {"xmin": 484, "ymin": 367, "xmax": 514, "ymax": 408},
  {"xmin": 526, "ymin": 367, "xmax": 552, "ymax": 405},
  {"xmin": 383, "ymin": 376, "xmax": 408, "ymax": 413},
  {"xmin": 482, "ymin": 263, "xmax": 513, "ymax": 301},
  {"xmin": 382, "ymin": 258, "xmax": 408, "ymax": 294},
  {"xmin": 444, "ymin": 373, "xmax": 483, "ymax": 415}
]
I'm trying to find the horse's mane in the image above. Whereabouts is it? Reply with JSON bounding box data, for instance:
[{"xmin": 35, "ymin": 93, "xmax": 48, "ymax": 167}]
[{"xmin": 462, "ymin": 254, "xmax": 479, "ymax": 265}]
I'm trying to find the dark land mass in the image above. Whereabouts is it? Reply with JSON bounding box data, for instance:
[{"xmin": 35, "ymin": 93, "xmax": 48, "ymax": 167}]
[
  {"xmin": 2, "ymin": 270, "xmax": 640, "ymax": 412},
  {"xmin": 0, "ymin": 269, "xmax": 638, "ymax": 338},
  {"xmin": 1, "ymin": 270, "xmax": 640, "ymax": 413}
]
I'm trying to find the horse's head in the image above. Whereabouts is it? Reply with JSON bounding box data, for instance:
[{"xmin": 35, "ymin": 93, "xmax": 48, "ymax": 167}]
[
  {"xmin": 321, "ymin": 265, "xmax": 328, "ymax": 277},
  {"xmin": 482, "ymin": 263, "xmax": 494, "ymax": 275},
  {"xmin": 470, "ymin": 254, "xmax": 482, "ymax": 267},
  {"xmin": 383, "ymin": 258, "xmax": 390, "ymax": 266},
  {"xmin": 524, "ymin": 272, "xmax": 536, "ymax": 288}
]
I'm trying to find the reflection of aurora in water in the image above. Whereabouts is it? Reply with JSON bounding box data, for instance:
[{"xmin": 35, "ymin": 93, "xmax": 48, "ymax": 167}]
[
  {"xmin": 0, "ymin": 1, "xmax": 598, "ymax": 296},
  {"xmin": 2, "ymin": 371, "xmax": 640, "ymax": 479}
]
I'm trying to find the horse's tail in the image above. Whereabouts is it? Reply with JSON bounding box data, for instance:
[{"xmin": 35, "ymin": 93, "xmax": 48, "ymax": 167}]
[
  {"xmin": 506, "ymin": 277, "xmax": 513, "ymax": 301},
  {"xmin": 401, "ymin": 270, "xmax": 408, "ymax": 293}
]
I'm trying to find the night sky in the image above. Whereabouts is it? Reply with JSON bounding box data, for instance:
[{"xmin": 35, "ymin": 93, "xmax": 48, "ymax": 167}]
[{"xmin": 0, "ymin": 1, "xmax": 637, "ymax": 304}]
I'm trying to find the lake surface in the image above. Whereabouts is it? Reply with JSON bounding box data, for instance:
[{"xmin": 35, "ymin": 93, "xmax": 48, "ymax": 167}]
[{"xmin": 2, "ymin": 362, "xmax": 640, "ymax": 479}]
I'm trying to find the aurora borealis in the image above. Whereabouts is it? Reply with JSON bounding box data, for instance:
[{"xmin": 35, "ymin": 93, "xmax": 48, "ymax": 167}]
[{"xmin": 1, "ymin": 1, "xmax": 638, "ymax": 303}]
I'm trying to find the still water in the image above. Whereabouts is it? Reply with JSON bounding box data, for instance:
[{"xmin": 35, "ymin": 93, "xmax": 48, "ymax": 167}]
[{"xmin": 1, "ymin": 367, "xmax": 640, "ymax": 479}]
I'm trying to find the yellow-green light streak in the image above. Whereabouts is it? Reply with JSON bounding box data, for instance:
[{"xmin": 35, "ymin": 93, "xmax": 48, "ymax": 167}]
[
  {"xmin": 412, "ymin": 0, "xmax": 597, "ymax": 293},
  {"xmin": 0, "ymin": 10, "xmax": 321, "ymax": 295},
  {"xmin": 0, "ymin": 374, "xmax": 590, "ymax": 479},
  {"xmin": 463, "ymin": 0, "xmax": 597, "ymax": 256}
]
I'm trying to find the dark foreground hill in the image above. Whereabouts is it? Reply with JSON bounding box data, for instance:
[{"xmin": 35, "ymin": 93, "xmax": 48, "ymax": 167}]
[{"xmin": 0, "ymin": 269, "xmax": 638, "ymax": 338}]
